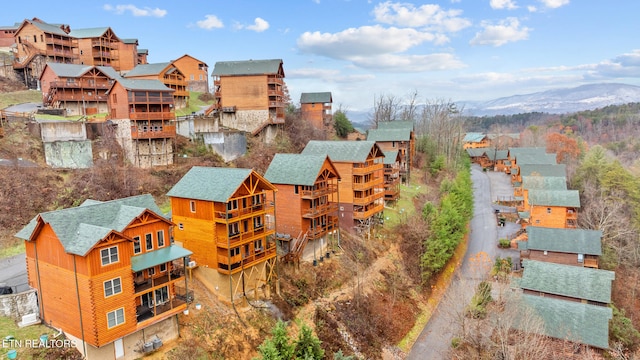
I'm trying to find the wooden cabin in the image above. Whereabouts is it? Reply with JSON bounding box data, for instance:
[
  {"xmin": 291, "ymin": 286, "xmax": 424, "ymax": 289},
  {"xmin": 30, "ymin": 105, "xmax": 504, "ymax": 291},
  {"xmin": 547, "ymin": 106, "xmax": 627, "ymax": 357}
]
[
  {"xmin": 264, "ymin": 154, "xmax": 340, "ymax": 263},
  {"xmin": 462, "ymin": 132, "xmax": 490, "ymax": 149},
  {"xmin": 209, "ymin": 59, "xmax": 285, "ymax": 142},
  {"xmin": 136, "ymin": 48, "xmax": 148, "ymax": 65},
  {"xmin": 167, "ymin": 167, "xmax": 278, "ymax": 302},
  {"xmin": 120, "ymin": 38, "xmax": 145, "ymax": 68},
  {"xmin": 381, "ymin": 150, "xmax": 401, "ymax": 203},
  {"xmin": 302, "ymin": 140, "xmax": 385, "ymax": 234},
  {"xmin": 300, "ymin": 92, "xmax": 333, "ymax": 133},
  {"xmin": 15, "ymin": 195, "xmax": 192, "ymax": 360},
  {"xmin": 39, "ymin": 63, "xmax": 119, "ymax": 116},
  {"xmin": 107, "ymin": 78, "xmax": 176, "ymax": 168},
  {"xmin": 171, "ymin": 54, "xmax": 209, "ymax": 93},
  {"xmin": 486, "ymin": 149, "xmax": 510, "ymax": 172},
  {"xmin": 526, "ymin": 189, "xmax": 580, "ymax": 228},
  {"xmin": 0, "ymin": 24, "xmax": 18, "ymax": 47},
  {"xmin": 518, "ymin": 226, "xmax": 602, "ymax": 268},
  {"xmin": 69, "ymin": 27, "xmax": 127, "ymax": 71},
  {"xmin": 124, "ymin": 63, "xmax": 189, "ymax": 109},
  {"xmin": 367, "ymin": 121, "xmax": 415, "ymax": 183},
  {"xmin": 517, "ymin": 175, "xmax": 567, "ymax": 212},
  {"xmin": 466, "ymin": 148, "xmax": 492, "ymax": 168}
]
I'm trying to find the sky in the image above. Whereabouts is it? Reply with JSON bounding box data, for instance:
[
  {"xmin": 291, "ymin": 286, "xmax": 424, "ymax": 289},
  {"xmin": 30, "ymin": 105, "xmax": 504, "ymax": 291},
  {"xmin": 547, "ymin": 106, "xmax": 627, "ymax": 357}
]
[{"xmin": 3, "ymin": 1, "xmax": 640, "ymax": 113}]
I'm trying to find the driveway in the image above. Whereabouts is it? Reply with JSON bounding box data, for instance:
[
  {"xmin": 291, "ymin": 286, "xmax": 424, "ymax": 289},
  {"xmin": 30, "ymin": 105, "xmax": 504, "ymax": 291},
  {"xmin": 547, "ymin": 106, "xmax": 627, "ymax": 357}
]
[
  {"xmin": 407, "ymin": 164, "xmax": 518, "ymax": 359},
  {"xmin": 0, "ymin": 253, "xmax": 29, "ymax": 293}
]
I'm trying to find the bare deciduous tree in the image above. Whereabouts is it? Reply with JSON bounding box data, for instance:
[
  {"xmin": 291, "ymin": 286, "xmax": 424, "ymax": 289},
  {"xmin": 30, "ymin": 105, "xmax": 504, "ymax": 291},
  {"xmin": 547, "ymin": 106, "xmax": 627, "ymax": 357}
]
[{"xmin": 417, "ymin": 99, "xmax": 465, "ymax": 167}]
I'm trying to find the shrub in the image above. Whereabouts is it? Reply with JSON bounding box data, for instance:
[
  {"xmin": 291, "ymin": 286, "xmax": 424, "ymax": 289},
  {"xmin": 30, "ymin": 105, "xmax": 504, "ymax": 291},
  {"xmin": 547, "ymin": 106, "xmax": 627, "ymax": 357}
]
[
  {"xmin": 609, "ymin": 304, "xmax": 640, "ymax": 351},
  {"xmin": 498, "ymin": 238, "xmax": 511, "ymax": 248}
]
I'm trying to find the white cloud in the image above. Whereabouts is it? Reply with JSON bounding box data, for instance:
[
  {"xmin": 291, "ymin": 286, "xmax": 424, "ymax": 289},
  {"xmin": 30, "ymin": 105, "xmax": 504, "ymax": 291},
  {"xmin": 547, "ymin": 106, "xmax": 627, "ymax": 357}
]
[
  {"xmin": 527, "ymin": 5, "xmax": 538, "ymax": 12},
  {"xmin": 245, "ymin": 18, "xmax": 270, "ymax": 32},
  {"xmin": 372, "ymin": 1, "xmax": 471, "ymax": 32},
  {"xmin": 589, "ymin": 50, "xmax": 640, "ymax": 78},
  {"xmin": 349, "ymin": 53, "xmax": 466, "ymax": 72},
  {"xmin": 103, "ymin": 4, "xmax": 166, "ymax": 17},
  {"xmin": 287, "ymin": 68, "xmax": 376, "ymax": 83},
  {"xmin": 538, "ymin": 0, "xmax": 569, "ymax": 8},
  {"xmin": 470, "ymin": 17, "xmax": 530, "ymax": 46},
  {"xmin": 298, "ymin": 25, "xmax": 440, "ymax": 59},
  {"xmin": 196, "ymin": 15, "xmax": 224, "ymax": 30},
  {"xmin": 490, "ymin": 0, "xmax": 518, "ymax": 10}
]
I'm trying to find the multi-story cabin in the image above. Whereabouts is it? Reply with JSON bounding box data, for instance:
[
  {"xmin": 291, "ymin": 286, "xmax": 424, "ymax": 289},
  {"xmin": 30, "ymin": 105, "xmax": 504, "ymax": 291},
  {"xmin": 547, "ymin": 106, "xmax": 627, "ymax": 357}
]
[
  {"xmin": 264, "ymin": 154, "xmax": 340, "ymax": 263},
  {"xmin": 525, "ymin": 189, "xmax": 580, "ymax": 229},
  {"xmin": 70, "ymin": 27, "xmax": 123, "ymax": 70},
  {"xmin": 462, "ymin": 132, "xmax": 490, "ymax": 149},
  {"xmin": 517, "ymin": 175, "xmax": 567, "ymax": 212},
  {"xmin": 136, "ymin": 47, "xmax": 148, "ymax": 65},
  {"xmin": 0, "ymin": 23, "xmax": 18, "ymax": 47},
  {"xmin": 167, "ymin": 167, "xmax": 278, "ymax": 302},
  {"xmin": 382, "ymin": 150, "xmax": 401, "ymax": 203},
  {"xmin": 210, "ymin": 59, "xmax": 285, "ymax": 142},
  {"xmin": 40, "ymin": 63, "xmax": 119, "ymax": 115},
  {"xmin": 107, "ymin": 78, "xmax": 176, "ymax": 167},
  {"xmin": 120, "ymin": 38, "xmax": 146, "ymax": 67},
  {"xmin": 15, "ymin": 195, "xmax": 192, "ymax": 360},
  {"xmin": 301, "ymin": 140, "xmax": 385, "ymax": 234},
  {"xmin": 518, "ymin": 226, "xmax": 602, "ymax": 268},
  {"xmin": 466, "ymin": 148, "xmax": 492, "ymax": 168},
  {"xmin": 172, "ymin": 54, "xmax": 209, "ymax": 93},
  {"xmin": 124, "ymin": 63, "xmax": 188, "ymax": 109},
  {"xmin": 367, "ymin": 122, "xmax": 414, "ymax": 183},
  {"xmin": 300, "ymin": 92, "xmax": 333, "ymax": 133},
  {"xmin": 13, "ymin": 18, "xmax": 78, "ymax": 88}
]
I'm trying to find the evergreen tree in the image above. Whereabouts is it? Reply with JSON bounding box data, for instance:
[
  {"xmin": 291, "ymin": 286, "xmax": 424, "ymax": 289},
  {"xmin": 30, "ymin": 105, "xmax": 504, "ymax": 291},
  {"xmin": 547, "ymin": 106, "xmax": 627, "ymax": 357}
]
[{"xmin": 293, "ymin": 325, "xmax": 324, "ymax": 360}]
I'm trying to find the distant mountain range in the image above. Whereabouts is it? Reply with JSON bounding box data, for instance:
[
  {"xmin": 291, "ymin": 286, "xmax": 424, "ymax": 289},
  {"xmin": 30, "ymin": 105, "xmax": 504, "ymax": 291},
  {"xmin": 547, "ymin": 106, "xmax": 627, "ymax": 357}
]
[{"xmin": 463, "ymin": 83, "xmax": 640, "ymax": 116}]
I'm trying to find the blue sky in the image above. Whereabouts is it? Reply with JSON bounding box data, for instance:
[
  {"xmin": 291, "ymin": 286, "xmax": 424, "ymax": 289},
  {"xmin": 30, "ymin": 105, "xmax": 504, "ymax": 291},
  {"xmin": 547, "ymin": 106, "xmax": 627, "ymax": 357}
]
[{"xmin": 3, "ymin": 1, "xmax": 640, "ymax": 112}]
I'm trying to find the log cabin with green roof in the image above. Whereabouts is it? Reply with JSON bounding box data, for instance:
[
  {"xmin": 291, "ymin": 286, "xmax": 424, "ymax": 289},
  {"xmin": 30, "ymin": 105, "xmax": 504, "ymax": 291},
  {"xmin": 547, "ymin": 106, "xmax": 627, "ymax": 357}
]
[
  {"xmin": 517, "ymin": 175, "xmax": 567, "ymax": 212},
  {"xmin": 167, "ymin": 167, "xmax": 278, "ymax": 303},
  {"xmin": 302, "ymin": 140, "xmax": 385, "ymax": 234},
  {"xmin": 107, "ymin": 78, "xmax": 176, "ymax": 168},
  {"xmin": 525, "ymin": 189, "xmax": 580, "ymax": 229},
  {"xmin": 15, "ymin": 195, "xmax": 191, "ymax": 360},
  {"xmin": 39, "ymin": 62, "xmax": 120, "ymax": 116},
  {"xmin": 462, "ymin": 132, "xmax": 490, "ymax": 149},
  {"xmin": 510, "ymin": 152, "xmax": 558, "ymax": 185},
  {"xmin": 124, "ymin": 62, "xmax": 189, "ymax": 109},
  {"xmin": 367, "ymin": 125, "xmax": 414, "ymax": 183},
  {"xmin": 264, "ymin": 154, "xmax": 340, "ymax": 264},
  {"xmin": 382, "ymin": 150, "xmax": 401, "ymax": 203},
  {"xmin": 300, "ymin": 92, "xmax": 333, "ymax": 134},
  {"xmin": 209, "ymin": 59, "xmax": 285, "ymax": 143},
  {"xmin": 518, "ymin": 226, "xmax": 602, "ymax": 268}
]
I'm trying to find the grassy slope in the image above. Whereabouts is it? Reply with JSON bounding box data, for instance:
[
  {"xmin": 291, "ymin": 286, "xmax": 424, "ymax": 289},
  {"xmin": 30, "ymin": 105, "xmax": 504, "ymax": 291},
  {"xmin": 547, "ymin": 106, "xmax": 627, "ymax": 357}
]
[{"xmin": 0, "ymin": 90, "xmax": 42, "ymax": 110}]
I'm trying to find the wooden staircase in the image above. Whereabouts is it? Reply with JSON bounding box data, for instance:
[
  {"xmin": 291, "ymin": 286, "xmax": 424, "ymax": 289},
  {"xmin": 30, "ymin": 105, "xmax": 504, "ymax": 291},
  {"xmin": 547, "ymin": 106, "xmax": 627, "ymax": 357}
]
[{"xmin": 282, "ymin": 231, "xmax": 309, "ymax": 265}]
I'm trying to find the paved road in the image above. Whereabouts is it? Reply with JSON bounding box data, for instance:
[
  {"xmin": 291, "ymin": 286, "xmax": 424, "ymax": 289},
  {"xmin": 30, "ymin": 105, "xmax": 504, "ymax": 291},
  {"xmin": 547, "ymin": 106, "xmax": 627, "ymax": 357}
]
[
  {"xmin": 0, "ymin": 253, "xmax": 29, "ymax": 293},
  {"xmin": 407, "ymin": 164, "xmax": 517, "ymax": 359}
]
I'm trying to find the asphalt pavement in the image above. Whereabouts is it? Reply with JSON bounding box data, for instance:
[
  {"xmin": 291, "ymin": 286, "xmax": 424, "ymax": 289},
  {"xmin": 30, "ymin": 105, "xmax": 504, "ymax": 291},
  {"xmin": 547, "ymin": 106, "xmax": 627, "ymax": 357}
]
[
  {"xmin": 0, "ymin": 253, "xmax": 29, "ymax": 293},
  {"xmin": 407, "ymin": 164, "xmax": 518, "ymax": 359}
]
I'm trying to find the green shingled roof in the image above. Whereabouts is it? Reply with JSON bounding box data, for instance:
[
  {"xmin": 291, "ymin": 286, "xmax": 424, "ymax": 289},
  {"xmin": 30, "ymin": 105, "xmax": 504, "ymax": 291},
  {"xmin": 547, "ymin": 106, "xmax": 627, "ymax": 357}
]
[
  {"xmin": 519, "ymin": 163, "xmax": 567, "ymax": 178},
  {"xmin": 367, "ymin": 128, "xmax": 412, "ymax": 142},
  {"xmin": 212, "ymin": 59, "xmax": 283, "ymax": 76},
  {"xmin": 44, "ymin": 63, "xmax": 121, "ymax": 80},
  {"xmin": 486, "ymin": 149, "xmax": 509, "ymax": 161},
  {"xmin": 264, "ymin": 154, "xmax": 337, "ymax": 186},
  {"xmin": 68, "ymin": 27, "xmax": 112, "ymax": 39},
  {"xmin": 514, "ymin": 153, "xmax": 558, "ymax": 165},
  {"xmin": 463, "ymin": 132, "xmax": 486, "ymax": 143},
  {"xmin": 528, "ymin": 189, "xmax": 580, "ymax": 207},
  {"xmin": 377, "ymin": 121, "xmax": 414, "ymax": 131},
  {"xmin": 520, "ymin": 260, "xmax": 614, "ymax": 303},
  {"xmin": 124, "ymin": 63, "xmax": 172, "ymax": 77},
  {"xmin": 520, "ymin": 226, "xmax": 602, "ymax": 255},
  {"xmin": 15, "ymin": 194, "xmax": 167, "ymax": 256},
  {"xmin": 466, "ymin": 148, "xmax": 487, "ymax": 157},
  {"xmin": 302, "ymin": 140, "xmax": 382, "ymax": 163},
  {"xmin": 300, "ymin": 92, "xmax": 332, "ymax": 104},
  {"xmin": 519, "ymin": 294, "xmax": 612, "ymax": 349},
  {"xmin": 522, "ymin": 176, "xmax": 567, "ymax": 191},
  {"xmin": 382, "ymin": 150, "xmax": 400, "ymax": 165},
  {"xmin": 114, "ymin": 78, "xmax": 172, "ymax": 91},
  {"xmin": 29, "ymin": 20, "xmax": 70, "ymax": 37},
  {"xmin": 508, "ymin": 147, "xmax": 547, "ymax": 158},
  {"xmin": 167, "ymin": 167, "xmax": 274, "ymax": 202},
  {"xmin": 131, "ymin": 245, "xmax": 192, "ymax": 272}
]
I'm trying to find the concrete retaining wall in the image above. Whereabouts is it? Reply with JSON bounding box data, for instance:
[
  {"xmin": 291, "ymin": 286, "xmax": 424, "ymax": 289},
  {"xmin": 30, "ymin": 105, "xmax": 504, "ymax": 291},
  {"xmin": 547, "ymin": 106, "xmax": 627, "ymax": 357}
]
[
  {"xmin": 200, "ymin": 131, "xmax": 246, "ymax": 162},
  {"xmin": 44, "ymin": 140, "xmax": 94, "ymax": 169},
  {"xmin": 40, "ymin": 121, "xmax": 87, "ymax": 142},
  {"xmin": 0, "ymin": 289, "xmax": 39, "ymax": 321}
]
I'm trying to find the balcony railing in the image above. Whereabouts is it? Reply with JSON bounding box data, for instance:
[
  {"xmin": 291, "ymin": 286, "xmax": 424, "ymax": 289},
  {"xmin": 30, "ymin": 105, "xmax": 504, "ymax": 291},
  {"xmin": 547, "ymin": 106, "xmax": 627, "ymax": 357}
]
[
  {"xmin": 300, "ymin": 184, "xmax": 337, "ymax": 199},
  {"xmin": 134, "ymin": 269, "xmax": 185, "ymax": 294},
  {"xmin": 49, "ymin": 80, "xmax": 113, "ymax": 89},
  {"xmin": 217, "ymin": 225, "xmax": 274, "ymax": 248},
  {"xmin": 352, "ymin": 163, "xmax": 384, "ymax": 175},
  {"xmin": 45, "ymin": 37, "xmax": 77, "ymax": 47},
  {"xmin": 136, "ymin": 298, "xmax": 186, "ymax": 324},
  {"xmin": 353, "ymin": 191, "xmax": 385, "ymax": 206},
  {"xmin": 130, "ymin": 124, "xmax": 176, "ymax": 139},
  {"xmin": 353, "ymin": 177, "xmax": 384, "ymax": 191},
  {"xmin": 307, "ymin": 218, "xmax": 339, "ymax": 240},
  {"xmin": 51, "ymin": 93, "xmax": 108, "ymax": 102},
  {"xmin": 217, "ymin": 243, "xmax": 277, "ymax": 274},
  {"xmin": 267, "ymin": 77, "xmax": 283, "ymax": 85},
  {"xmin": 302, "ymin": 203, "xmax": 339, "ymax": 218},
  {"xmin": 353, "ymin": 203, "xmax": 384, "ymax": 220},
  {"xmin": 129, "ymin": 112, "xmax": 175, "ymax": 121}
]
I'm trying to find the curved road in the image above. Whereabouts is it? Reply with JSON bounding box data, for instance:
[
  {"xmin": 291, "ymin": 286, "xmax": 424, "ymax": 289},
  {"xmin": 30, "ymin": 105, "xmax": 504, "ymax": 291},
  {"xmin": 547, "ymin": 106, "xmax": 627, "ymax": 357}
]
[{"xmin": 407, "ymin": 164, "xmax": 517, "ymax": 359}]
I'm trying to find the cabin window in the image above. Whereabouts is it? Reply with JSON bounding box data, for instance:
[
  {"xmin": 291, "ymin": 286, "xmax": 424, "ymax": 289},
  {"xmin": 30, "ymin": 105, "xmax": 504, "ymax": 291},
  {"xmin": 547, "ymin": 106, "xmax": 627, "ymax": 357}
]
[
  {"xmin": 148, "ymin": 267, "xmax": 155, "ymax": 276},
  {"xmin": 294, "ymin": 185, "xmax": 299, "ymax": 194},
  {"xmin": 546, "ymin": 207, "xmax": 552, "ymax": 214},
  {"xmin": 190, "ymin": 74, "xmax": 194, "ymax": 80},
  {"xmin": 40, "ymin": 34, "xmax": 43, "ymax": 42},
  {"xmin": 107, "ymin": 308, "xmax": 125, "ymax": 328},
  {"xmin": 157, "ymin": 230, "xmax": 165, "ymax": 247},
  {"xmin": 227, "ymin": 199, "xmax": 238, "ymax": 211},
  {"xmin": 231, "ymin": 247, "xmax": 240, "ymax": 257},
  {"xmin": 33, "ymin": 35, "xmax": 37, "ymax": 43},
  {"xmin": 145, "ymin": 233, "xmax": 153, "ymax": 251},
  {"xmin": 228, "ymin": 223, "xmax": 239, "ymax": 237},
  {"xmin": 578, "ymin": 254, "xmax": 584, "ymax": 263},
  {"xmin": 101, "ymin": 246, "xmax": 119, "ymax": 266},
  {"xmin": 254, "ymin": 239, "xmax": 263, "ymax": 252},
  {"xmin": 155, "ymin": 286, "xmax": 169, "ymax": 304},
  {"xmin": 190, "ymin": 200, "xmax": 196, "ymax": 213},
  {"xmin": 254, "ymin": 216, "xmax": 263, "ymax": 229},
  {"xmin": 253, "ymin": 194, "xmax": 262, "ymax": 206},
  {"xmin": 543, "ymin": 250, "xmax": 548, "ymax": 255},
  {"xmin": 104, "ymin": 278, "xmax": 122, "ymax": 297},
  {"xmin": 392, "ymin": 141, "xmax": 396, "ymax": 148},
  {"xmin": 160, "ymin": 263, "xmax": 167, "ymax": 272},
  {"xmin": 133, "ymin": 236, "xmax": 141, "ymax": 254}
]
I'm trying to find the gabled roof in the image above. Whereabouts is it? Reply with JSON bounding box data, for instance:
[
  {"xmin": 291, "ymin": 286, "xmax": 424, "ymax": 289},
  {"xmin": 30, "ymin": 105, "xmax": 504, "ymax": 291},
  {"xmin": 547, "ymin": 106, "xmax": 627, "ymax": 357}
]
[
  {"xmin": 124, "ymin": 63, "xmax": 172, "ymax": 77},
  {"xmin": 300, "ymin": 92, "xmax": 332, "ymax": 104},
  {"xmin": 212, "ymin": 59, "xmax": 284, "ymax": 76},
  {"xmin": 377, "ymin": 121, "xmax": 414, "ymax": 131},
  {"xmin": 167, "ymin": 167, "xmax": 276, "ymax": 202},
  {"xmin": 508, "ymin": 147, "xmax": 547, "ymax": 158},
  {"xmin": 466, "ymin": 148, "xmax": 487, "ymax": 157},
  {"xmin": 519, "ymin": 294, "xmax": 612, "ymax": 349},
  {"xmin": 18, "ymin": 18, "xmax": 70, "ymax": 37},
  {"xmin": 519, "ymin": 163, "xmax": 567, "ymax": 178},
  {"xmin": 68, "ymin": 27, "xmax": 118, "ymax": 40},
  {"xmin": 486, "ymin": 149, "xmax": 509, "ymax": 161},
  {"xmin": 463, "ymin": 132, "xmax": 487, "ymax": 143},
  {"xmin": 520, "ymin": 260, "xmax": 614, "ymax": 303},
  {"xmin": 301, "ymin": 140, "xmax": 383, "ymax": 163},
  {"xmin": 121, "ymin": 38, "xmax": 138, "ymax": 44},
  {"xmin": 520, "ymin": 226, "xmax": 602, "ymax": 255},
  {"xmin": 41, "ymin": 63, "xmax": 121, "ymax": 80},
  {"xmin": 521, "ymin": 176, "xmax": 567, "ymax": 191},
  {"xmin": 111, "ymin": 78, "xmax": 172, "ymax": 92},
  {"xmin": 172, "ymin": 54, "xmax": 208, "ymax": 67},
  {"xmin": 528, "ymin": 189, "xmax": 580, "ymax": 207},
  {"xmin": 382, "ymin": 150, "xmax": 400, "ymax": 165},
  {"xmin": 513, "ymin": 153, "xmax": 557, "ymax": 165},
  {"xmin": 264, "ymin": 154, "xmax": 339, "ymax": 186},
  {"xmin": 367, "ymin": 128, "xmax": 412, "ymax": 142},
  {"xmin": 138, "ymin": 49, "xmax": 149, "ymax": 55},
  {"xmin": 15, "ymin": 194, "xmax": 167, "ymax": 256}
]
